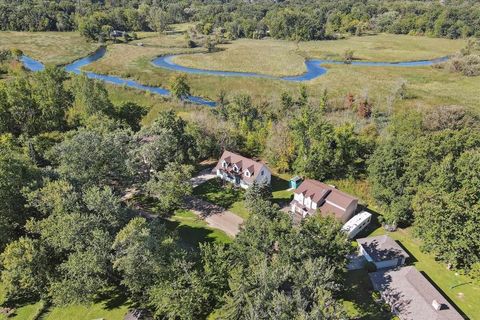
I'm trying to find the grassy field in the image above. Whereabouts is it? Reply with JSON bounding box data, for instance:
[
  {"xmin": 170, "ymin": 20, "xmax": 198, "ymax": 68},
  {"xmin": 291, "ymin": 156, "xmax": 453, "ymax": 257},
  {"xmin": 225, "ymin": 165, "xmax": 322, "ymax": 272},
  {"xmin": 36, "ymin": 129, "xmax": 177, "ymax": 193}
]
[
  {"xmin": 80, "ymin": 32, "xmax": 478, "ymax": 113},
  {"xmin": 0, "ymin": 32, "xmax": 98, "ymax": 66},
  {"xmin": 173, "ymin": 35, "xmax": 465, "ymax": 77}
]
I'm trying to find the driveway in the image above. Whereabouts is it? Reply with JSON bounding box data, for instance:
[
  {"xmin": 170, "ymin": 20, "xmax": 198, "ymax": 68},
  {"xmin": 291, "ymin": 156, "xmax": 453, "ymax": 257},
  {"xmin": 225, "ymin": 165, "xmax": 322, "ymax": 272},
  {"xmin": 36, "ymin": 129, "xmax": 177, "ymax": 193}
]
[
  {"xmin": 185, "ymin": 196, "xmax": 244, "ymax": 237},
  {"xmin": 190, "ymin": 167, "xmax": 216, "ymax": 188}
]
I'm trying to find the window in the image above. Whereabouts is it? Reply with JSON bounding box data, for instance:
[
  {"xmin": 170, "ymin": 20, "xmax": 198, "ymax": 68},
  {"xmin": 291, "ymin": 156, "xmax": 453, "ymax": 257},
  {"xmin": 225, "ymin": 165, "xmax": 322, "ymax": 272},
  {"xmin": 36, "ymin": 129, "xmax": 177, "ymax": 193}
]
[
  {"xmin": 245, "ymin": 170, "xmax": 250, "ymax": 177},
  {"xmin": 261, "ymin": 170, "xmax": 264, "ymax": 176},
  {"xmin": 233, "ymin": 165, "xmax": 239, "ymax": 172},
  {"xmin": 222, "ymin": 160, "xmax": 228, "ymax": 168}
]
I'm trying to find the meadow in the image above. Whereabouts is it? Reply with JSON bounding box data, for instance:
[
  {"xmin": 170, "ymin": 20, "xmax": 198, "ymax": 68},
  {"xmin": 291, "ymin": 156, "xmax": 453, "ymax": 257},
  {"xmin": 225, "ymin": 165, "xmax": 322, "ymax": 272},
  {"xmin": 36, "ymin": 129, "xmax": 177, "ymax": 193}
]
[
  {"xmin": 1, "ymin": 30, "xmax": 477, "ymax": 114},
  {"xmin": 0, "ymin": 32, "xmax": 98, "ymax": 66}
]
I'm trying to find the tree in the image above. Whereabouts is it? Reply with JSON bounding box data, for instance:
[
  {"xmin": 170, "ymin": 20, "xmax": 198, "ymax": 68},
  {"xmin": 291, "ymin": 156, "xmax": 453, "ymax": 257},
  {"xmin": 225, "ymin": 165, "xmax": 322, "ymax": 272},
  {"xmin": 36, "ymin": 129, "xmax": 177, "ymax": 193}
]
[
  {"xmin": 0, "ymin": 237, "xmax": 49, "ymax": 302},
  {"xmin": 170, "ymin": 74, "xmax": 191, "ymax": 100},
  {"xmin": 343, "ymin": 49, "xmax": 354, "ymax": 64},
  {"xmin": 68, "ymin": 74, "xmax": 115, "ymax": 126},
  {"xmin": 0, "ymin": 139, "xmax": 40, "ymax": 250},
  {"xmin": 49, "ymin": 127, "xmax": 132, "ymax": 188},
  {"xmin": 112, "ymin": 217, "xmax": 174, "ymax": 303},
  {"xmin": 129, "ymin": 111, "xmax": 197, "ymax": 180},
  {"xmin": 244, "ymin": 180, "xmax": 272, "ymax": 212},
  {"xmin": 116, "ymin": 102, "xmax": 147, "ymax": 131},
  {"xmin": 146, "ymin": 163, "xmax": 194, "ymax": 217}
]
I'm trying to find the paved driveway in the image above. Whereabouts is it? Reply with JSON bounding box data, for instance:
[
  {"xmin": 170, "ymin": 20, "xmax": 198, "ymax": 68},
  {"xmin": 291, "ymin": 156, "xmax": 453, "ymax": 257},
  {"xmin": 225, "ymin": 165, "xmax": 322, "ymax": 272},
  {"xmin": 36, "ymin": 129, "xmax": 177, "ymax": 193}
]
[
  {"xmin": 185, "ymin": 196, "xmax": 244, "ymax": 237},
  {"xmin": 190, "ymin": 167, "xmax": 216, "ymax": 188}
]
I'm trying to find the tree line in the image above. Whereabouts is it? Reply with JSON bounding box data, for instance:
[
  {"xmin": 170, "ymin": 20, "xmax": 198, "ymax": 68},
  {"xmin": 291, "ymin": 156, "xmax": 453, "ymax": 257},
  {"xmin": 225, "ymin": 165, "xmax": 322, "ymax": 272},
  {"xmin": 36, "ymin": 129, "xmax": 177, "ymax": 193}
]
[{"xmin": 1, "ymin": 0, "xmax": 480, "ymax": 41}]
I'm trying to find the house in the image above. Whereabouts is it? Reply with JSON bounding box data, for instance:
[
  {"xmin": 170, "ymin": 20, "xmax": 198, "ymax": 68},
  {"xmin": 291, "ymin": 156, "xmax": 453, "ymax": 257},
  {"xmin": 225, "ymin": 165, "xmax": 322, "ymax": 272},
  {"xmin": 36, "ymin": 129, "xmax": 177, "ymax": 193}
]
[
  {"xmin": 369, "ymin": 266, "xmax": 463, "ymax": 320},
  {"xmin": 289, "ymin": 176, "xmax": 303, "ymax": 189},
  {"xmin": 357, "ymin": 235, "xmax": 409, "ymax": 269},
  {"xmin": 290, "ymin": 179, "xmax": 358, "ymax": 223},
  {"xmin": 341, "ymin": 210, "xmax": 372, "ymax": 239},
  {"xmin": 214, "ymin": 150, "xmax": 271, "ymax": 189}
]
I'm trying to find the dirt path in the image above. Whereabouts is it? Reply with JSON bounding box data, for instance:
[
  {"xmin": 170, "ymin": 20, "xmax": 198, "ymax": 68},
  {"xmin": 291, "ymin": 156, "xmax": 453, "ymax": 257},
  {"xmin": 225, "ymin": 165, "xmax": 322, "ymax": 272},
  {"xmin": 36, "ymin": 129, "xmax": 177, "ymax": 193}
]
[{"xmin": 185, "ymin": 196, "xmax": 244, "ymax": 237}]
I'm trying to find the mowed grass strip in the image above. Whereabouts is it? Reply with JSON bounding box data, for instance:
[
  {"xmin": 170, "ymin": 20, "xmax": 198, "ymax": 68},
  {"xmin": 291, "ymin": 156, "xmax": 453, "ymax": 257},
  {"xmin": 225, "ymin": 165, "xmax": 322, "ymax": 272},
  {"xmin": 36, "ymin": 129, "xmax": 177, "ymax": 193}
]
[{"xmin": 0, "ymin": 32, "xmax": 98, "ymax": 66}]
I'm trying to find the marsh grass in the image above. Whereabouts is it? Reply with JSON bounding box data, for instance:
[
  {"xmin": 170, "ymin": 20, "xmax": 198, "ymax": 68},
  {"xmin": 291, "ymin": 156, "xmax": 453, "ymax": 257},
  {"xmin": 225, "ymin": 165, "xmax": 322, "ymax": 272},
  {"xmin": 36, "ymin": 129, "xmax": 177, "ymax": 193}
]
[{"xmin": 0, "ymin": 32, "xmax": 98, "ymax": 66}]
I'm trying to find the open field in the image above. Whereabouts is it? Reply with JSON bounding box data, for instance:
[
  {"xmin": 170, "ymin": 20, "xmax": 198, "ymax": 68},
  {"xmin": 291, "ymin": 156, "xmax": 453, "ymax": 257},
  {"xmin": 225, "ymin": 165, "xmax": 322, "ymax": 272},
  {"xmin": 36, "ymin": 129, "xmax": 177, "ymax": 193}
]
[
  {"xmin": 0, "ymin": 32, "xmax": 98, "ymax": 65},
  {"xmin": 173, "ymin": 35, "xmax": 465, "ymax": 77},
  {"xmin": 82, "ymin": 33, "xmax": 477, "ymax": 112}
]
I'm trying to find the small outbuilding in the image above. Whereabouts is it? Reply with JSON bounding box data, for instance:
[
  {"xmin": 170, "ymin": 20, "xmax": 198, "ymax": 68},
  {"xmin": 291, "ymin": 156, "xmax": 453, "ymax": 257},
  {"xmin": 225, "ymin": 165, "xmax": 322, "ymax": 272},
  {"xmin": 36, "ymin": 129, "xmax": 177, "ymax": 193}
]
[
  {"xmin": 342, "ymin": 211, "xmax": 372, "ymax": 239},
  {"xmin": 357, "ymin": 235, "xmax": 409, "ymax": 270},
  {"xmin": 289, "ymin": 176, "xmax": 303, "ymax": 189}
]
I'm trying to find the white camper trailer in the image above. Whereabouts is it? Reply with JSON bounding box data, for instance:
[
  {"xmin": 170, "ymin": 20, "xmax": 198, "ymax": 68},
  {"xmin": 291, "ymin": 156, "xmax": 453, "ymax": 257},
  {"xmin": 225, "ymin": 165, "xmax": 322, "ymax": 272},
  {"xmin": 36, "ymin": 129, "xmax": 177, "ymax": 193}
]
[{"xmin": 341, "ymin": 211, "xmax": 372, "ymax": 239}]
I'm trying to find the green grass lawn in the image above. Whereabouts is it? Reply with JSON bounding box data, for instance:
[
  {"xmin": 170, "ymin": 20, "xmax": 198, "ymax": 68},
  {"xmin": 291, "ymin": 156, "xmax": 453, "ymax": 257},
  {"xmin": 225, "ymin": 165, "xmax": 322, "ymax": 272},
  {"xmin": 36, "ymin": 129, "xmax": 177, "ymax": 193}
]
[
  {"xmin": 193, "ymin": 178, "xmax": 249, "ymax": 219},
  {"xmin": 0, "ymin": 31, "xmax": 98, "ymax": 66},
  {"xmin": 169, "ymin": 210, "xmax": 232, "ymax": 248},
  {"xmin": 341, "ymin": 270, "xmax": 392, "ymax": 320},
  {"xmin": 0, "ymin": 285, "xmax": 131, "ymax": 320}
]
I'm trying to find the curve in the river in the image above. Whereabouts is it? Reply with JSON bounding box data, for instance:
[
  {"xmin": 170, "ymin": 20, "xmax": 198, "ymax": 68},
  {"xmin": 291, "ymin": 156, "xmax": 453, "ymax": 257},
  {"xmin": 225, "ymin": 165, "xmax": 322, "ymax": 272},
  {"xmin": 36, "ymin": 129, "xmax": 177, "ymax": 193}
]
[
  {"xmin": 152, "ymin": 54, "xmax": 449, "ymax": 82},
  {"xmin": 20, "ymin": 47, "xmax": 216, "ymax": 107},
  {"xmin": 20, "ymin": 46, "xmax": 449, "ymax": 107}
]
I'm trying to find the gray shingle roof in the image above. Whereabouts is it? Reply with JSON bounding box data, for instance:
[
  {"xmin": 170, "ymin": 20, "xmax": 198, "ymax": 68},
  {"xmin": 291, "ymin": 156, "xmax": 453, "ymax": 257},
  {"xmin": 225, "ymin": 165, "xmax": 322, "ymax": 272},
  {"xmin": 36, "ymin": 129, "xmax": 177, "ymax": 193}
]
[
  {"xmin": 357, "ymin": 235, "xmax": 409, "ymax": 262},
  {"xmin": 369, "ymin": 266, "xmax": 464, "ymax": 320}
]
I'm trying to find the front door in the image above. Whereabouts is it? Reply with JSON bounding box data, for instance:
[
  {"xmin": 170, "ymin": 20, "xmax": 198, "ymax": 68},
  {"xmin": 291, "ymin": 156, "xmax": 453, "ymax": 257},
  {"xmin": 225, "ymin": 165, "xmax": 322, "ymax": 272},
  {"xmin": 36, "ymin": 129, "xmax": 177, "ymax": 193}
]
[{"xmin": 235, "ymin": 176, "xmax": 240, "ymax": 185}]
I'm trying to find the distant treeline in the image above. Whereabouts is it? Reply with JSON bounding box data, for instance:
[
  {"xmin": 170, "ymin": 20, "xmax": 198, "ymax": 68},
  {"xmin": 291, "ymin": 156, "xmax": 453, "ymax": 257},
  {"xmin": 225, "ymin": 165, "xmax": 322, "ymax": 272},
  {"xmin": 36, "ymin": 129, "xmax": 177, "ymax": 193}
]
[{"xmin": 0, "ymin": 0, "xmax": 479, "ymax": 40}]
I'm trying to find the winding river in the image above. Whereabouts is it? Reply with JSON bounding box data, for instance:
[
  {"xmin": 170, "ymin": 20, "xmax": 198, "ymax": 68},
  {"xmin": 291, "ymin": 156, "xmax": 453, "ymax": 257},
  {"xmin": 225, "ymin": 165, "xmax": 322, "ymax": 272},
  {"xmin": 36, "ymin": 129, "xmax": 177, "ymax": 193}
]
[{"xmin": 20, "ymin": 46, "xmax": 448, "ymax": 107}]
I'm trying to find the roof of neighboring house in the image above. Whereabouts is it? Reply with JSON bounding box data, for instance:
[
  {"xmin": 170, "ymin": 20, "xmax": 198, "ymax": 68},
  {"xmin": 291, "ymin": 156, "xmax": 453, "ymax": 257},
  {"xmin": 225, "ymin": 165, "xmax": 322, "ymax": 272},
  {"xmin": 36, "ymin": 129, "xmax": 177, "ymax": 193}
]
[
  {"xmin": 369, "ymin": 266, "xmax": 464, "ymax": 320},
  {"xmin": 215, "ymin": 150, "xmax": 269, "ymax": 183},
  {"xmin": 357, "ymin": 235, "xmax": 409, "ymax": 262},
  {"xmin": 292, "ymin": 179, "xmax": 358, "ymax": 220}
]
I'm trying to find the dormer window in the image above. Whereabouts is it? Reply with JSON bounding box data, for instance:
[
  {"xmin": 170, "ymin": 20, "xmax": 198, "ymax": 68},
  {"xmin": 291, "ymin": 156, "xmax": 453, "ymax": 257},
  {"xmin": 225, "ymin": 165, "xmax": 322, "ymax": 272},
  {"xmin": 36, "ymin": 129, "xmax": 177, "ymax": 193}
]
[
  {"xmin": 222, "ymin": 160, "xmax": 228, "ymax": 168},
  {"xmin": 233, "ymin": 164, "xmax": 239, "ymax": 172},
  {"xmin": 244, "ymin": 170, "xmax": 251, "ymax": 177}
]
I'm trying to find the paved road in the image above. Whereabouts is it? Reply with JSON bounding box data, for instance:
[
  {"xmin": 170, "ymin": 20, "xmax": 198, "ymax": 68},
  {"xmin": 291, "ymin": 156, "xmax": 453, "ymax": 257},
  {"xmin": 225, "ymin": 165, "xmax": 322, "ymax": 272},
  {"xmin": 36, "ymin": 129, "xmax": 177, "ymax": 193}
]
[{"xmin": 185, "ymin": 196, "xmax": 244, "ymax": 237}]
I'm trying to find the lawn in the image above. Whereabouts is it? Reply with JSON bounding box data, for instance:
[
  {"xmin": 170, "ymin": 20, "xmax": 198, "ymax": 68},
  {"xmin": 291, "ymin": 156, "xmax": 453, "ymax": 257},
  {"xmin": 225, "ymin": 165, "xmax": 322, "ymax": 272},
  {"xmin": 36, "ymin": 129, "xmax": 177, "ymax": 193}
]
[
  {"xmin": 0, "ymin": 285, "xmax": 131, "ymax": 320},
  {"xmin": 361, "ymin": 226, "xmax": 480, "ymax": 320},
  {"xmin": 0, "ymin": 32, "xmax": 98, "ymax": 66},
  {"xmin": 193, "ymin": 178, "xmax": 250, "ymax": 219},
  {"xmin": 169, "ymin": 210, "xmax": 232, "ymax": 248},
  {"xmin": 341, "ymin": 270, "xmax": 392, "ymax": 320}
]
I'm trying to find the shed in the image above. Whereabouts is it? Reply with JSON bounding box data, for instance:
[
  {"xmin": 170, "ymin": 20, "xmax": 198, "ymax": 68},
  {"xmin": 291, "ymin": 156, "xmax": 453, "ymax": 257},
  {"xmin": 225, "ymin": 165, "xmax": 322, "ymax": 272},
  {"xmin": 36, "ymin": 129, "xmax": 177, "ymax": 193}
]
[
  {"xmin": 357, "ymin": 235, "xmax": 409, "ymax": 270},
  {"xmin": 289, "ymin": 176, "xmax": 303, "ymax": 189},
  {"xmin": 342, "ymin": 211, "xmax": 372, "ymax": 239}
]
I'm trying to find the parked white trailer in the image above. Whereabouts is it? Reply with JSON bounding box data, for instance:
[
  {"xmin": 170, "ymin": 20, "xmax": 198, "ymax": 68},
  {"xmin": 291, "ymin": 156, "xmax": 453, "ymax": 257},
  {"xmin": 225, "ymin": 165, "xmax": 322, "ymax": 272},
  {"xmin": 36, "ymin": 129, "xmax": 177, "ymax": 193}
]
[{"xmin": 342, "ymin": 211, "xmax": 372, "ymax": 239}]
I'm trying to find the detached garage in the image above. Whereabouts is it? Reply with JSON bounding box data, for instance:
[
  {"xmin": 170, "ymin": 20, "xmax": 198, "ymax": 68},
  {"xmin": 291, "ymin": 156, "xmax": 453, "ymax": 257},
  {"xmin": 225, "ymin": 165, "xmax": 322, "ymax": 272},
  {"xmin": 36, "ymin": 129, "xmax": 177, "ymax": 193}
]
[{"xmin": 357, "ymin": 235, "xmax": 409, "ymax": 270}]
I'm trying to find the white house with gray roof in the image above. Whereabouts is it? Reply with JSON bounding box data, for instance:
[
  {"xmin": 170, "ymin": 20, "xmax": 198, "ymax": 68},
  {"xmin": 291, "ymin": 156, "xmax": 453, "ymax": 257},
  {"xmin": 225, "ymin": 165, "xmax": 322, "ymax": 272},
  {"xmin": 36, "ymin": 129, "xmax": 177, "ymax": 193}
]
[{"xmin": 214, "ymin": 150, "xmax": 271, "ymax": 189}]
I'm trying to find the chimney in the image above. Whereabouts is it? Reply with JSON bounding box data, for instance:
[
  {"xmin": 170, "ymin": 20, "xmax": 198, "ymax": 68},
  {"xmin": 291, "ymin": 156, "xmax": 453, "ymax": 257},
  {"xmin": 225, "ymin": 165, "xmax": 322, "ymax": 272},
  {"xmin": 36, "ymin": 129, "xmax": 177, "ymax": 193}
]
[{"xmin": 432, "ymin": 299, "xmax": 442, "ymax": 311}]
